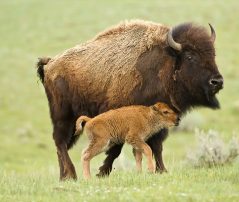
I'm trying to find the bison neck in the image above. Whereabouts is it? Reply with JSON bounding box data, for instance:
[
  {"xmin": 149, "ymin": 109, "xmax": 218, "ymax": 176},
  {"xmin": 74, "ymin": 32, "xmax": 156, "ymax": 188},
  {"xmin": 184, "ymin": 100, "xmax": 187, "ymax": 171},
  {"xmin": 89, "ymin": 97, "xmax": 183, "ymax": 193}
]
[
  {"xmin": 170, "ymin": 79, "xmax": 215, "ymax": 114},
  {"xmin": 170, "ymin": 84, "xmax": 195, "ymax": 114}
]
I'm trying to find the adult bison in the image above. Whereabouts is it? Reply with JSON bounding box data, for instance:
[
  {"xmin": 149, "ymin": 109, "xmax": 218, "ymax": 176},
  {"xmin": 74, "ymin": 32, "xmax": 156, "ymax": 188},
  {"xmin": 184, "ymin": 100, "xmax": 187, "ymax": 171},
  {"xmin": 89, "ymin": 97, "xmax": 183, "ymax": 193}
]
[{"xmin": 37, "ymin": 20, "xmax": 223, "ymax": 180}]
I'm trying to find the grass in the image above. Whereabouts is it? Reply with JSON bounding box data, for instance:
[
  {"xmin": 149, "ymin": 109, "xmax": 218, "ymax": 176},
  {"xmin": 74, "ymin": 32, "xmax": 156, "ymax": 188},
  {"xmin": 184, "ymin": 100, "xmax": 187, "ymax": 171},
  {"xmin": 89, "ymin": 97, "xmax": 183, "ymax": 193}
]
[
  {"xmin": 1, "ymin": 165, "xmax": 239, "ymax": 202},
  {"xmin": 0, "ymin": 0, "xmax": 239, "ymax": 201}
]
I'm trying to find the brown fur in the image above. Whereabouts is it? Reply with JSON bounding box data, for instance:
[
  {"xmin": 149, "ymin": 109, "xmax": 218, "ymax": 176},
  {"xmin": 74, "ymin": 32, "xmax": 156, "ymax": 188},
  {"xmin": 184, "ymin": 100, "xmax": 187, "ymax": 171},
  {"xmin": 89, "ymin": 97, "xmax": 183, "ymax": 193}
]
[
  {"xmin": 44, "ymin": 20, "xmax": 169, "ymax": 109},
  {"xmin": 37, "ymin": 20, "xmax": 223, "ymax": 180},
  {"xmin": 75, "ymin": 102, "xmax": 179, "ymax": 179}
]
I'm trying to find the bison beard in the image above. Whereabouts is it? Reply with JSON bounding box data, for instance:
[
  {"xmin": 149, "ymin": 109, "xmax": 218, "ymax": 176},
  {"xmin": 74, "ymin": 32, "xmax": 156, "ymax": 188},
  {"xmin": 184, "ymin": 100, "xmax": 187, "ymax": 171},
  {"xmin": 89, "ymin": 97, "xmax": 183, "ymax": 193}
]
[{"xmin": 37, "ymin": 20, "xmax": 223, "ymax": 180}]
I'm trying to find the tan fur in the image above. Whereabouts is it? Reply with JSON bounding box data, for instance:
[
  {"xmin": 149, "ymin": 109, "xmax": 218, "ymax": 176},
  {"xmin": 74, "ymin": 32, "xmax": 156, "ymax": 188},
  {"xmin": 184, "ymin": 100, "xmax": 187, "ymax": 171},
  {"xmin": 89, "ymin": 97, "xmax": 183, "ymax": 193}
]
[
  {"xmin": 74, "ymin": 116, "xmax": 91, "ymax": 136},
  {"xmin": 43, "ymin": 20, "xmax": 169, "ymax": 107},
  {"xmin": 75, "ymin": 102, "xmax": 178, "ymax": 179}
]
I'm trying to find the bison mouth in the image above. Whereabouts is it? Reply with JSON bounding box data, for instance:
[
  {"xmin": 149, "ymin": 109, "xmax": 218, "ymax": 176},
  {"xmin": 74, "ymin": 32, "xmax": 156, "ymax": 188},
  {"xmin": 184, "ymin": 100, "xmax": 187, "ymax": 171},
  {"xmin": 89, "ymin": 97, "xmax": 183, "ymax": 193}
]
[
  {"xmin": 206, "ymin": 93, "xmax": 220, "ymax": 109},
  {"xmin": 204, "ymin": 82, "xmax": 223, "ymax": 109}
]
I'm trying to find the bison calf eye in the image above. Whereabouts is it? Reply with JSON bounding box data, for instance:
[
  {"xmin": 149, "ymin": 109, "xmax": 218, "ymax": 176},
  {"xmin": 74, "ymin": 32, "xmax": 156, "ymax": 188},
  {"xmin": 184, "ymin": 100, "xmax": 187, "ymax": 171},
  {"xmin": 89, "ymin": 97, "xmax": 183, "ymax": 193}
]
[{"xmin": 162, "ymin": 111, "xmax": 169, "ymax": 115}]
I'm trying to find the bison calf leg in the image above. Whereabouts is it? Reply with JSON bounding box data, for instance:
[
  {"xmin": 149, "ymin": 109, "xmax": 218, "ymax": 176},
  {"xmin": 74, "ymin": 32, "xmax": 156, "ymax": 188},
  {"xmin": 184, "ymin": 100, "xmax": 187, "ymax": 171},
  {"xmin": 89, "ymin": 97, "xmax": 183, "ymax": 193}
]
[
  {"xmin": 127, "ymin": 137, "xmax": 154, "ymax": 173},
  {"xmin": 82, "ymin": 139, "xmax": 108, "ymax": 180},
  {"xmin": 81, "ymin": 153, "xmax": 91, "ymax": 180},
  {"xmin": 133, "ymin": 148, "xmax": 142, "ymax": 172},
  {"xmin": 96, "ymin": 144, "xmax": 123, "ymax": 177},
  {"xmin": 141, "ymin": 144, "xmax": 155, "ymax": 173}
]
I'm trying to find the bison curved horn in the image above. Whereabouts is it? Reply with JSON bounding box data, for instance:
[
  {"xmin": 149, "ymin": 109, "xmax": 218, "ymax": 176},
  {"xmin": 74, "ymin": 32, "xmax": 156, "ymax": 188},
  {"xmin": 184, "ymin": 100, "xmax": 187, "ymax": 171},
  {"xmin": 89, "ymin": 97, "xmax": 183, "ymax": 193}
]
[
  {"xmin": 167, "ymin": 28, "xmax": 182, "ymax": 51},
  {"xmin": 209, "ymin": 23, "xmax": 216, "ymax": 43}
]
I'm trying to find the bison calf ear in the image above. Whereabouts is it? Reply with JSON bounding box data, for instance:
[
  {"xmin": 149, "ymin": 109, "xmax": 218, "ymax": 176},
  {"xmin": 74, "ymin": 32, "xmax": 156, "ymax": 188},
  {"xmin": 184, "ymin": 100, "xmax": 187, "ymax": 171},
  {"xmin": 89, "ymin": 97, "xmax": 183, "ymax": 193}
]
[
  {"xmin": 151, "ymin": 105, "xmax": 159, "ymax": 112},
  {"xmin": 74, "ymin": 130, "xmax": 80, "ymax": 136}
]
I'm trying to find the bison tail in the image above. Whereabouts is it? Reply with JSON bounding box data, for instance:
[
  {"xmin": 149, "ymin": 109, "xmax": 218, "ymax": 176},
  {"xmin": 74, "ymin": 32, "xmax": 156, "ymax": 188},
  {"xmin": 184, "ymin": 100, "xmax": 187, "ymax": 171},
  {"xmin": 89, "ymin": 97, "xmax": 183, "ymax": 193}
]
[
  {"xmin": 74, "ymin": 116, "xmax": 91, "ymax": 136},
  {"xmin": 36, "ymin": 57, "xmax": 51, "ymax": 83}
]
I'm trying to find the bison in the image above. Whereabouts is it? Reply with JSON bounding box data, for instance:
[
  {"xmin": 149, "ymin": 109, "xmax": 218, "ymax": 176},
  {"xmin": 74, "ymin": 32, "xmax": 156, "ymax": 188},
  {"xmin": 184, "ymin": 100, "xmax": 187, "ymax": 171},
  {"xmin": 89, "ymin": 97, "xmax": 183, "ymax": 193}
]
[
  {"xmin": 37, "ymin": 20, "xmax": 223, "ymax": 180},
  {"xmin": 75, "ymin": 102, "xmax": 179, "ymax": 179}
]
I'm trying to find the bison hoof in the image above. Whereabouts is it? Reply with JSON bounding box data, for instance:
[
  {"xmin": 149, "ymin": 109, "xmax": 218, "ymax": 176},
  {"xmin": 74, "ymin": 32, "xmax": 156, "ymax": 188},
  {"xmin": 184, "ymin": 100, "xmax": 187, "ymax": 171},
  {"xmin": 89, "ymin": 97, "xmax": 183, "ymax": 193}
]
[
  {"xmin": 60, "ymin": 175, "xmax": 77, "ymax": 181},
  {"xmin": 156, "ymin": 167, "xmax": 168, "ymax": 174},
  {"xmin": 60, "ymin": 171, "xmax": 77, "ymax": 181},
  {"xmin": 96, "ymin": 166, "xmax": 112, "ymax": 178},
  {"xmin": 96, "ymin": 171, "xmax": 110, "ymax": 178}
]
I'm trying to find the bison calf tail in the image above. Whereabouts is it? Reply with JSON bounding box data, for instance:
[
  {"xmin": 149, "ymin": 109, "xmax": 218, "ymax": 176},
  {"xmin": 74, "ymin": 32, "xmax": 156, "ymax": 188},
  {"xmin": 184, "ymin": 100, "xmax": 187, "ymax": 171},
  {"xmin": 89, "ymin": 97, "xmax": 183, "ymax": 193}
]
[
  {"xmin": 74, "ymin": 116, "xmax": 91, "ymax": 136},
  {"xmin": 36, "ymin": 57, "xmax": 51, "ymax": 83}
]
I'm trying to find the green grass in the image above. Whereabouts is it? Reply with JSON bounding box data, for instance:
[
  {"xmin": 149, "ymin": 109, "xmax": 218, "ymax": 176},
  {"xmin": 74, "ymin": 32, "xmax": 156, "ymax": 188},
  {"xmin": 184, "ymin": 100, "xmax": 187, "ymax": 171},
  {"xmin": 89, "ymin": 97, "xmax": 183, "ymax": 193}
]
[
  {"xmin": 1, "ymin": 165, "xmax": 239, "ymax": 202},
  {"xmin": 0, "ymin": 0, "xmax": 239, "ymax": 201}
]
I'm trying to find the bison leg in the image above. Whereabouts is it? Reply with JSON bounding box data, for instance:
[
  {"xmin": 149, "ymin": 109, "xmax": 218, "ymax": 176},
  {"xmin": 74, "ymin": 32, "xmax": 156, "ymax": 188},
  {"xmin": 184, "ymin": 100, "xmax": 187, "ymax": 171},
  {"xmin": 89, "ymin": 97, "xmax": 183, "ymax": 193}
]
[
  {"xmin": 57, "ymin": 150, "xmax": 64, "ymax": 178},
  {"xmin": 82, "ymin": 138, "xmax": 108, "ymax": 180},
  {"xmin": 140, "ymin": 143, "xmax": 154, "ymax": 173},
  {"xmin": 147, "ymin": 128, "xmax": 168, "ymax": 173},
  {"xmin": 133, "ymin": 148, "xmax": 143, "ymax": 172},
  {"xmin": 126, "ymin": 135, "xmax": 154, "ymax": 173},
  {"xmin": 96, "ymin": 144, "xmax": 123, "ymax": 177},
  {"xmin": 53, "ymin": 120, "xmax": 77, "ymax": 180}
]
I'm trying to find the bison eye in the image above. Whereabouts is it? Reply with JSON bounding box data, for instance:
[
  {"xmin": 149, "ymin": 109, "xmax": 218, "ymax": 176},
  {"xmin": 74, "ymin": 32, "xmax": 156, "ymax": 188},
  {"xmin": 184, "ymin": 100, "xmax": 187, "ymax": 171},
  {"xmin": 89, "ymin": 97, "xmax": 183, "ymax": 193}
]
[
  {"xmin": 184, "ymin": 52, "xmax": 193, "ymax": 61},
  {"xmin": 186, "ymin": 55, "xmax": 192, "ymax": 60},
  {"xmin": 162, "ymin": 110, "xmax": 169, "ymax": 115}
]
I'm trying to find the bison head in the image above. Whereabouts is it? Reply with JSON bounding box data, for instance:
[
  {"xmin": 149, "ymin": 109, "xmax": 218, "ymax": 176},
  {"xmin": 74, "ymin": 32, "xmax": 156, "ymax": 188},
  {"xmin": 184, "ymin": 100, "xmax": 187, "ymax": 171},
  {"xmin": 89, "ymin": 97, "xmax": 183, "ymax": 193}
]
[{"xmin": 167, "ymin": 23, "xmax": 223, "ymax": 110}]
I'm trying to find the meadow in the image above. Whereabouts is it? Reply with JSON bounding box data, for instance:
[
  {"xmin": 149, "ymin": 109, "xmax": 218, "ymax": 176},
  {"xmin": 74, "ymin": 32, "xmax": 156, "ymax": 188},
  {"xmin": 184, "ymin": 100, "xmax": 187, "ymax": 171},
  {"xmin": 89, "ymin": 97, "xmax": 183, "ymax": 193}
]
[{"xmin": 0, "ymin": 0, "xmax": 239, "ymax": 201}]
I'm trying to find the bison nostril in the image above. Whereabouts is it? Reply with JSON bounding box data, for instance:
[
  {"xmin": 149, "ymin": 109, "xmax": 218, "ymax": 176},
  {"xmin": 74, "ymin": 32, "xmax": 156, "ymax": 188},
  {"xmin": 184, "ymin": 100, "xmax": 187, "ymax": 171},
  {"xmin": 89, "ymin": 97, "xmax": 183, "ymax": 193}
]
[
  {"xmin": 210, "ymin": 80, "xmax": 218, "ymax": 86},
  {"xmin": 209, "ymin": 78, "xmax": 223, "ymax": 87}
]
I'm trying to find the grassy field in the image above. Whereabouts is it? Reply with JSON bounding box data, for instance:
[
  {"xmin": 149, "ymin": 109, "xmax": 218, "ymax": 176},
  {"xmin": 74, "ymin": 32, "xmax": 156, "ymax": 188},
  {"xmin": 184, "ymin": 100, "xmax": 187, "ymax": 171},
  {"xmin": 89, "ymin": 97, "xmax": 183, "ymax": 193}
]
[{"xmin": 0, "ymin": 0, "xmax": 239, "ymax": 201}]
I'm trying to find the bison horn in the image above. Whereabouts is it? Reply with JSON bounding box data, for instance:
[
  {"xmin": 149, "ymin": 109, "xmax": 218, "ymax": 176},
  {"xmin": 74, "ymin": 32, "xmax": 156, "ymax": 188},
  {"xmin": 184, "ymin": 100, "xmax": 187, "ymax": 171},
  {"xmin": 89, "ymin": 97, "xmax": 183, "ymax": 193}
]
[
  {"xmin": 209, "ymin": 23, "xmax": 216, "ymax": 43},
  {"xmin": 167, "ymin": 28, "xmax": 182, "ymax": 51}
]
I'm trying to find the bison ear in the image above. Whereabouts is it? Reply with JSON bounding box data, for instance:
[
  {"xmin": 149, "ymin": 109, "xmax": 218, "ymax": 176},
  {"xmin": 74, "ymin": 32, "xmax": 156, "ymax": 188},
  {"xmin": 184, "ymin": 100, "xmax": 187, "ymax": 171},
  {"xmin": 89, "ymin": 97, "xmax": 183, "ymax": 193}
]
[
  {"xmin": 151, "ymin": 105, "xmax": 159, "ymax": 112},
  {"xmin": 165, "ymin": 46, "xmax": 179, "ymax": 58},
  {"xmin": 74, "ymin": 130, "xmax": 80, "ymax": 136}
]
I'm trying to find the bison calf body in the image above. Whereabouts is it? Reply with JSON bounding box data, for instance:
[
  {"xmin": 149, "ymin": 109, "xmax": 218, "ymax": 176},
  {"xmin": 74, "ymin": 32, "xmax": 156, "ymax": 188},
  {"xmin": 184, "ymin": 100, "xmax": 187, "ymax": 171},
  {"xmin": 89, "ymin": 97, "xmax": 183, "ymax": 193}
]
[
  {"xmin": 75, "ymin": 102, "xmax": 179, "ymax": 179},
  {"xmin": 37, "ymin": 20, "xmax": 223, "ymax": 180}
]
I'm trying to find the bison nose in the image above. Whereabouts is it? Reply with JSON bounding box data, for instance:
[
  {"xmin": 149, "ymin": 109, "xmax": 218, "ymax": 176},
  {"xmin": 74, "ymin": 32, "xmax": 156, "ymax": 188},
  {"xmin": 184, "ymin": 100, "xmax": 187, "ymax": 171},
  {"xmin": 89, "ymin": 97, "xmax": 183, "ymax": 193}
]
[{"xmin": 209, "ymin": 77, "xmax": 224, "ymax": 89}]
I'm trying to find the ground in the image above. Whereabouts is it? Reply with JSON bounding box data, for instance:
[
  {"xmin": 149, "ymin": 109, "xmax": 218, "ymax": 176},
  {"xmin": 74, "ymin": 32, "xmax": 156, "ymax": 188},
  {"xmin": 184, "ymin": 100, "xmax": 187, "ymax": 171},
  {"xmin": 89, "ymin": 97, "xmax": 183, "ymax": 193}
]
[{"xmin": 0, "ymin": 0, "xmax": 239, "ymax": 201}]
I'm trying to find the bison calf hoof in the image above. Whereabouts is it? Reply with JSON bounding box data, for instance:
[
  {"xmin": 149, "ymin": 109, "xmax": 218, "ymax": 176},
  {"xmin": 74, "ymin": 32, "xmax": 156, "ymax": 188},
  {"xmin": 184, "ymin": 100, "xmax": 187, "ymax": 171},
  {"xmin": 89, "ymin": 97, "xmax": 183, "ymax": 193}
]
[{"xmin": 148, "ymin": 167, "xmax": 155, "ymax": 174}]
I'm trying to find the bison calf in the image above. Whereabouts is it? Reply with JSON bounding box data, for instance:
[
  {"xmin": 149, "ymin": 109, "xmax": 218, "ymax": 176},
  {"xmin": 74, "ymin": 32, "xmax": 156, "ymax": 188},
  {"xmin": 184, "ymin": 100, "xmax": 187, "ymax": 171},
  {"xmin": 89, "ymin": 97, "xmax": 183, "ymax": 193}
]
[{"xmin": 75, "ymin": 102, "xmax": 179, "ymax": 179}]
